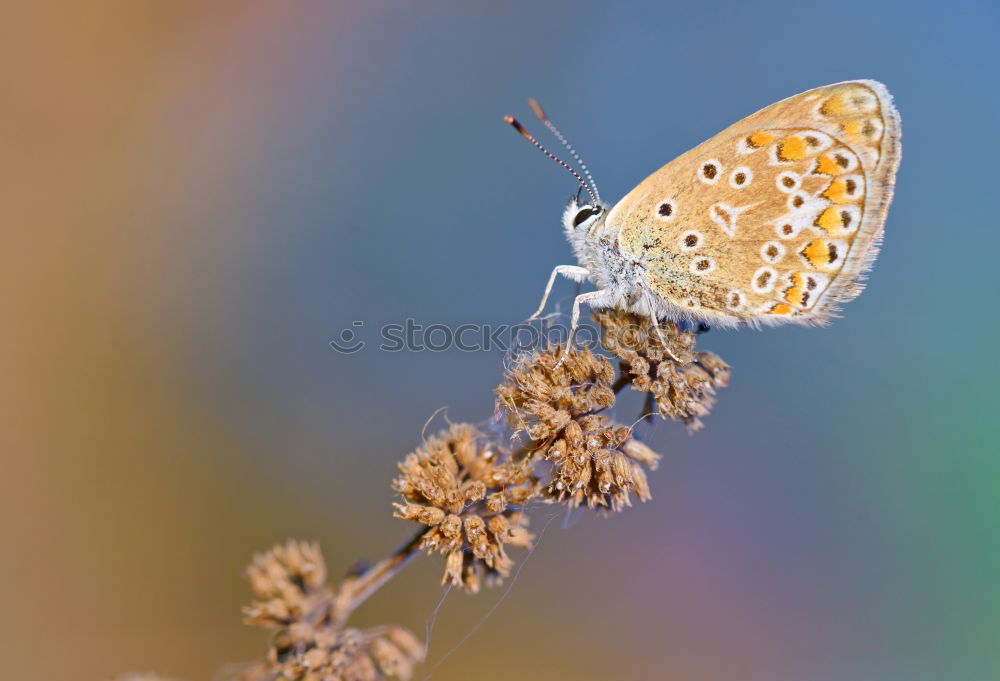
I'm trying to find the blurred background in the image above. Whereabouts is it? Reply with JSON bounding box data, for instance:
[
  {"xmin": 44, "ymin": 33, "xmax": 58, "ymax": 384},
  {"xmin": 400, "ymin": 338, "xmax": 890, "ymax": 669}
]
[{"xmin": 4, "ymin": 1, "xmax": 999, "ymax": 679}]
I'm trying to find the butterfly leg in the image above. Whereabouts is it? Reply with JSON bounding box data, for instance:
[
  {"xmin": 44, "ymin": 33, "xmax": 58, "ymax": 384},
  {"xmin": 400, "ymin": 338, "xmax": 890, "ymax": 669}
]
[
  {"xmin": 650, "ymin": 316, "xmax": 682, "ymax": 363},
  {"xmin": 555, "ymin": 289, "xmax": 609, "ymax": 367},
  {"xmin": 527, "ymin": 265, "xmax": 591, "ymax": 322}
]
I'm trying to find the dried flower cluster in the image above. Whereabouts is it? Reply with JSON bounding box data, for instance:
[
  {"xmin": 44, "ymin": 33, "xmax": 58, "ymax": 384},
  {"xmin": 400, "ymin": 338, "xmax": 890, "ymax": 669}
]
[
  {"xmin": 496, "ymin": 344, "xmax": 616, "ymax": 444},
  {"xmin": 496, "ymin": 343, "xmax": 662, "ymax": 510},
  {"xmin": 263, "ymin": 622, "xmax": 422, "ymax": 681},
  {"xmin": 545, "ymin": 414, "xmax": 661, "ymax": 510},
  {"xmin": 243, "ymin": 541, "xmax": 423, "ymax": 681},
  {"xmin": 594, "ymin": 310, "xmax": 731, "ymax": 431},
  {"xmin": 393, "ymin": 423, "xmax": 535, "ymax": 593},
  {"xmin": 391, "ymin": 309, "xmax": 731, "ymax": 591},
  {"xmin": 244, "ymin": 539, "xmax": 331, "ymax": 627}
]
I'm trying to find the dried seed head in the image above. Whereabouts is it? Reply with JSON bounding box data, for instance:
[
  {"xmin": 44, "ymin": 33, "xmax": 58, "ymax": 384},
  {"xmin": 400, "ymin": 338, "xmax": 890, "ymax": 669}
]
[
  {"xmin": 544, "ymin": 414, "xmax": 662, "ymax": 512},
  {"xmin": 266, "ymin": 622, "xmax": 423, "ymax": 681},
  {"xmin": 239, "ymin": 542, "xmax": 424, "ymax": 681},
  {"xmin": 243, "ymin": 540, "xmax": 332, "ymax": 627},
  {"xmin": 594, "ymin": 309, "xmax": 730, "ymax": 430},
  {"xmin": 392, "ymin": 423, "xmax": 536, "ymax": 593},
  {"xmin": 696, "ymin": 350, "xmax": 732, "ymax": 388},
  {"xmin": 496, "ymin": 344, "xmax": 616, "ymax": 448},
  {"xmin": 595, "ymin": 308, "xmax": 697, "ymax": 366}
]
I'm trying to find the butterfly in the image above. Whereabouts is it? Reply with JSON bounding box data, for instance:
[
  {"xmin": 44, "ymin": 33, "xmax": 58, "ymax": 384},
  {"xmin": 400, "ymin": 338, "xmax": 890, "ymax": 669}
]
[{"xmin": 506, "ymin": 80, "xmax": 901, "ymax": 349}]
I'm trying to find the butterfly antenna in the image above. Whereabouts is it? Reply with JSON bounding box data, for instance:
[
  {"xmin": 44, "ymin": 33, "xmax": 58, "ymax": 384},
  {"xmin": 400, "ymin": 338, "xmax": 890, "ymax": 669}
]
[
  {"xmin": 504, "ymin": 116, "xmax": 600, "ymax": 206},
  {"xmin": 528, "ymin": 98, "xmax": 602, "ymax": 204}
]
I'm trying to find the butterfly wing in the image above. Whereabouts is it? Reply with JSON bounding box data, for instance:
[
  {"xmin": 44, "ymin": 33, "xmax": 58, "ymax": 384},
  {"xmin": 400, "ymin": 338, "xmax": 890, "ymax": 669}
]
[{"xmin": 608, "ymin": 80, "xmax": 900, "ymax": 327}]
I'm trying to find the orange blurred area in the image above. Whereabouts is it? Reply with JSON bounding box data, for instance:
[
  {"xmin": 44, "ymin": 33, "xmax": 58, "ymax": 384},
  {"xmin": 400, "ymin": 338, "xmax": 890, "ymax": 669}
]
[{"xmin": 2, "ymin": 3, "xmax": 306, "ymax": 677}]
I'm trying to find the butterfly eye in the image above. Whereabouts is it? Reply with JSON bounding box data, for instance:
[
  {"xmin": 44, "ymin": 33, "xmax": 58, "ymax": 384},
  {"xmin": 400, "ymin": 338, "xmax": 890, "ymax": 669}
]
[{"xmin": 572, "ymin": 205, "xmax": 600, "ymax": 227}]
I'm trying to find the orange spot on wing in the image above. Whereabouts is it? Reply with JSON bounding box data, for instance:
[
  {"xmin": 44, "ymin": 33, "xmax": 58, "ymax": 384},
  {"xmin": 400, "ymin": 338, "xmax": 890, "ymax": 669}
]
[
  {"xmin": 777, "ymin": 136, "xmax": 807, "ymax": 161},
  {"xmin": 748, "ymin": 132, "xmax": 774, "ymax": 148},
  {"xmin": 801, "ymin": 239, "xmax": 828, "ymax": 266},
  {"xmin": 768, "ymin": 303, "xmax": 793, "ymax": 315},
  {"xmin": 784, "ymin": 273, "xmax": 807, "ymax": 306},
  {"xmin": 820, "ymin": 94, "xmax": 846, "ymax": 117},
  {"xmin": 815, "ymin": 206, "xmax": 842, "ymax": 232},
  {"xmin": 840, "ymin": 119, "xmax": 863, "ymax": 139},
  {"xmin": 822, "ymin": 178, "xmax": 852, "ymax": 203},
  {"xmin": 813, "ymin": 154, "xmax": 842, "ymax": 175}
]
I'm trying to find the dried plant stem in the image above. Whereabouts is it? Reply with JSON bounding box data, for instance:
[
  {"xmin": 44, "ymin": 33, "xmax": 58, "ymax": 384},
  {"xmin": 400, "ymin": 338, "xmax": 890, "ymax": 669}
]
[{"xmin": 335, "ymin": 530, "xmax": 425, "ymax": 621}]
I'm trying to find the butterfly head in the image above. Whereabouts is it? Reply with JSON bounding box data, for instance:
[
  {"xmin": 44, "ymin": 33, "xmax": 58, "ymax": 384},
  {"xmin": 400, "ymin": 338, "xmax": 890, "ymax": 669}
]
[
  {"xmin": 563, "ymin": 196, "xmax": 609, "ymax": 236},
  {"xmin": 561, "ymin": 195, "xmax": 619, "ymax": 286}
]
